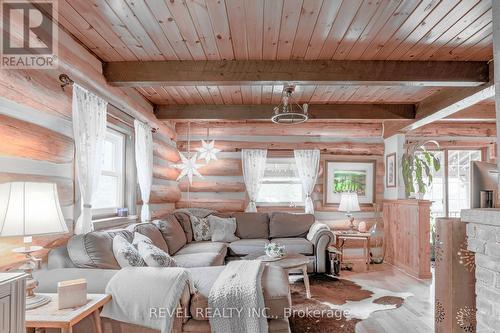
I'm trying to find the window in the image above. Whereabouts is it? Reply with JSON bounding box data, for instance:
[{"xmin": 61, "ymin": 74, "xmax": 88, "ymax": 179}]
[
  {"xmin": 422, "ymin": 151, "xmax": 445, "ymax": 220},
  {"xmin": 256, "ymin": 158, "xmax": 304, "ymax": 206},
  {"xmin": 447, "ymin": 150, "xmax": 481, "ymax": 217},
  {"xmin": 421, "ymin": 149, "xmax": 481, "ymax": 218},
  {"xmin": 92, "ymin": 128, "xmax": 126, "ymax": 216}
]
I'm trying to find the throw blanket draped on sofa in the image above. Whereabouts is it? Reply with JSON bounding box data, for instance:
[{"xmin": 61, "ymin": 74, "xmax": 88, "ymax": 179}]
[
  {"xmin": 101, "ymin": 267, "xmax": 192, "ymax": 333},
  {"xmin": 209, "ymin": 260, "xmax": 268, "ymax": 333}
]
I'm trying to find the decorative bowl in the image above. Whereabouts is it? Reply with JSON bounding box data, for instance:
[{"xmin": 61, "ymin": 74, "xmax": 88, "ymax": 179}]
[{"xmin": 264, "ymin": 242, "xmax": 286, "ymax": 259}]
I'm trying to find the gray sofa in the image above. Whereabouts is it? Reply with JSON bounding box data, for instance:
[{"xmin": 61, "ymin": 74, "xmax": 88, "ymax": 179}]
[{"xmin": 35, "ymin": 210, "xmax": 334, "ymax": 333}]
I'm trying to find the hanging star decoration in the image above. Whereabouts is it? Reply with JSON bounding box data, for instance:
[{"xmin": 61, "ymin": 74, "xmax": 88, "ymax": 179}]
[
  {"xmin": 196, "ymin": 140, "xmax": 221, "ymax": 163},
  {"xmin": 173, "ymin": 152, "xmax": 204, "ymax": 185}
]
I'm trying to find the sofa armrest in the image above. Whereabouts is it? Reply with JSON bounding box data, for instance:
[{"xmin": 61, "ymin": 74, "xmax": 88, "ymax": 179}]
[
  {"xmin": 306, "ymin": 222, "xmax": 334, "ymax": 273},
  {"xmin": 306, "ymin": 222, "xmax": 333, "ymax": 245}
]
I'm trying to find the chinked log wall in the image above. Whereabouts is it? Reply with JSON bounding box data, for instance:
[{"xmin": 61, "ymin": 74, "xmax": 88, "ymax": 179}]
[
  {"xmin": 0, "ymin": 9, "xmax": 180, "ymax": 270},
  {"xmin": 175, "ymin": 122, "xmax": 385, "ymax": 219}
]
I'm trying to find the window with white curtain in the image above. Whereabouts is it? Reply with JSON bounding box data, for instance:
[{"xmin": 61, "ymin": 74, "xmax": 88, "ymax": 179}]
[
  {"xmin": 92, "ymin": 127, "xmax": 126, "ymax": 215},
  {"xmin": 256, "ymin": 158, "xmax": 304, "ymax": 206}
]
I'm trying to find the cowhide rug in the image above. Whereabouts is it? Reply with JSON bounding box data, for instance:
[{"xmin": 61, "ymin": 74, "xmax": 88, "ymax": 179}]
[{"xmin": 289, "ymin": 274, "xmax": 412, "ymax": 333}]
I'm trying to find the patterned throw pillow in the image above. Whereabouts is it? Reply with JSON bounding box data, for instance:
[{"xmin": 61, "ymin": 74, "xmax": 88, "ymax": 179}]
[
  {"xmin": 112, "ymin": 235, "xmax": 145, "ymax": 268},
  {"xmin": 136, "ymin": 241, "xmax": 177, "ymax": 267},
  {"xmin": 208, "ymin": 215, "xmax": 240, "ymax": 242},
  {"xmin": 132, "ymin": 232, "xmax": 153, "ymax": 247},
  {"xmin": 191, "ymin": 215, "xmax": 212, "ymax": 241}
]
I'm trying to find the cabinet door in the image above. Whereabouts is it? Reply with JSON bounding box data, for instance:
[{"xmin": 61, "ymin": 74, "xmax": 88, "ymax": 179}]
[{"xmin": 0, "ymin": 295, "xmax": 11, "ymax": 333}]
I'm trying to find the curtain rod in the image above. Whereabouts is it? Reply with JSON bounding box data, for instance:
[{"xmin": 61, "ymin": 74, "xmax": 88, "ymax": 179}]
[{"xmin": 59, "ymin": 74, "xmax": 158, "ymax": 133}]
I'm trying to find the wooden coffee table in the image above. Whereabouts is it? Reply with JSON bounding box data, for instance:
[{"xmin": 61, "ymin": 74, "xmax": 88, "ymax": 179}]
[
  {"xmin": 245, "ymin": 252, "xmax": 311, "ymax": 298},
  {"xmin": 25, "ymin": 293, "xmax": 111, "ymax": 333}
]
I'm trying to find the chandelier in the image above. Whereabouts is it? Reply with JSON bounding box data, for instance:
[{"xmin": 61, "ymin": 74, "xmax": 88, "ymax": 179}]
[{"xmin": 271, "ymin": 85, "xmax": 309, "ymax": 124}]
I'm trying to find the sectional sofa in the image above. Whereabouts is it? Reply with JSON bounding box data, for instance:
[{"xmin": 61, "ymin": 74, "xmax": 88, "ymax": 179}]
[{"xmin": 34, "ymin": 210, "xmax": 334, "ymax": 333}]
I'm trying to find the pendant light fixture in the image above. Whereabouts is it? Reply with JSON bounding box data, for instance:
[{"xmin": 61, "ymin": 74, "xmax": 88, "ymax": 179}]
[
  {"xmin": 271, "ymin": 85, "xmax": 309, "ymax": 124},
  {"xmin": 173, "ymin": 122, "xmax": 203, "ymax": 185},
  {"xmin": 196, "ymin": 127, "xmax": 221, "ymax": 163}
]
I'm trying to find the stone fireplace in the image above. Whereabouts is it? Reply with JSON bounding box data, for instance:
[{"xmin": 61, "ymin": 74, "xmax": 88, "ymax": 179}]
[{"xmin": 462, "ymin": 209, "xmax": 500, "ymax": 332}]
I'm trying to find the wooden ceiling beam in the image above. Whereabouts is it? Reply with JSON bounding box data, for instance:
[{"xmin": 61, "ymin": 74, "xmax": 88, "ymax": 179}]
[
  {"xmin": 383, "ymin": 82, "xmax": 495, "ymax": 138},
  {"xmin": 104, "ymin": 60, "xmax": 489, "ymax": 87},
  {"xmin": 155, "ymin": 104, "xmax": 415, "ymax": 120}
]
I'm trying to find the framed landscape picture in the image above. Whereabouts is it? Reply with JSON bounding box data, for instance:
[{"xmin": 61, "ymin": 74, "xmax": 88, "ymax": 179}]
[
  {"xmin": 323, "ymin": 160, "xmax": 376, "ymax": 206},
  {"xmin": 386, "ymin": 153, "xmax": 397, "ymax": 188}
]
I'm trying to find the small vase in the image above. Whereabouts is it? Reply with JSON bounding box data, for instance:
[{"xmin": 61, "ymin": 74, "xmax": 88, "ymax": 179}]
[{"xmin": 358, "ymin": 221, "xmax": 367, "ymax": 232}]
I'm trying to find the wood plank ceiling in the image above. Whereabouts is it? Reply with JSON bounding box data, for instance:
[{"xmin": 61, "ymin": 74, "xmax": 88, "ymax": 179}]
[{"xmin": 57, "ymin": 0, "xmax": 493, "ymax": 107}]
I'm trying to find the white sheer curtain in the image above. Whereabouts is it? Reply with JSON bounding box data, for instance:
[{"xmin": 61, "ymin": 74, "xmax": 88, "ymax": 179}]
[
  {"xmin": 134, "ymin": 120, "xmax": 153, "ymax": 221},
  {"xmin": 72, "ymin": 84, "xmax": 108, "ymax": 234},
  {"xmin": 294, "ymin": 149, "xmax": 320, "ymax": 214},
  {"xmin": 242, "ymin": 149, "xmax": 267, "ymax": 212}
]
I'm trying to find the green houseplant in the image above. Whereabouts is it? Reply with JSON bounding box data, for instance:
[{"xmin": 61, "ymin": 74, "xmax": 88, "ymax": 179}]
[{"xmin": 401, "ymin": 140, "xmax": 441, "ymax": 199}]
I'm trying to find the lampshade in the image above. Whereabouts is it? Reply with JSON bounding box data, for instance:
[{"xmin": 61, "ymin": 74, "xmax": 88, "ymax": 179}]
[
  {"xmin": 0, "ymin": 182, "xmax": 68, "ymax": 237},
  {"xmin": 338, "ymin": 192, "xmax": 361, "ymax": 213}
]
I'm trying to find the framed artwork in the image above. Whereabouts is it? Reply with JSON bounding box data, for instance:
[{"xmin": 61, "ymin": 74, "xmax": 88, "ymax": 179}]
[
  {"xmin": 386, "ymin": 153, "xmax": 397, "ymax": 188},
  {"xmin": 323, "ymin": 160, "xmax": 376, "ymax": 206}
]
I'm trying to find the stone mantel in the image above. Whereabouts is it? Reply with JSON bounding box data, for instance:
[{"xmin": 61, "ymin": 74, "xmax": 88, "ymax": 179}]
[
  {"xmin": 460, "ymin": 208, "xmax": 500, "ymax": 332},
  {"xmin": 461, "ymin": 209, "xmax": 500, "ymax": 226}
]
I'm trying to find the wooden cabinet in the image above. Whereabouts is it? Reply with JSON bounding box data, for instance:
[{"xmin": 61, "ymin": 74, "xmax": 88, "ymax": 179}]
[
  {"xmin": 0, "ymin": 273, "xmax": 26, "ymax": 333},
  {"xmin": 383, "ymin": 199, "xmax": 432, "ymax": 279}
]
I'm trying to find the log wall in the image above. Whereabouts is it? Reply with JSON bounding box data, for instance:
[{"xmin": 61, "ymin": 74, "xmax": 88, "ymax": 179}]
[
  {"xmin": 0, "ymin": 10, "xmax": 180, "ymax": 270},
  {"xmin": 175, "ymin": 121, "xmax": 385, "ymax": 221}
]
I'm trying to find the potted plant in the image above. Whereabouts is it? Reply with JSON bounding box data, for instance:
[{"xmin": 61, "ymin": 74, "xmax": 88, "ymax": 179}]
[{"xmin": 401, "ymin": 140, "xmax": 441, "ymax": 199}]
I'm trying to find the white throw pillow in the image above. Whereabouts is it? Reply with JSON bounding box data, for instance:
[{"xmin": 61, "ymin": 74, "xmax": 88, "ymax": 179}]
[
  {"xmin": 132, "ymin": 232, "xmax": 153, "ymax": 247},
  {"xmin": 208, "ymin": 215, "xmax": 240, "ymax": 242},
  {"xmin": 191, "ymin": 215, "xmax": 212, "ymax": 241},
  {"xmin": 136, "ymin": 241, "xmax": 177, "ymax": 267},
  {"xmin": 112, "ymin": 235, "xmax": 145, "ymax": 268}
]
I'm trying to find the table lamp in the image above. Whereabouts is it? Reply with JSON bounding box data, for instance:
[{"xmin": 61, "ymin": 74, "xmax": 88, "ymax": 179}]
[
  {"xmin": 0, "ymin": 182, "xmax": 69, "ymax": 309},
  {"xmin": 338, "ymin": 192, "xmax": 361, "ymax": 231}
]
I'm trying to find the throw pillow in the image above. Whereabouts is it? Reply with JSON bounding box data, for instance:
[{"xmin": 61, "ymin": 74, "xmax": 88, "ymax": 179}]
[
  {"xmin": 191, "ymin": 215, "xmax": 212, "ymax": 241},
  {"xmin": 112, "ymin": 235, "xmax": 145, "ymax": 268},
  {"xmin": 208, "ymin": 215, "xmax": 240, "ymax": 242},
  {"xmin": 152, "ymin": 214, "xmax": 187, "ymax": 254},
  {"xmin": 132, "ymin": 232, "xmax": 153, "ymax": 247},
  {"xmin": 136, "ymin": 241, "xmax": 177, "ymax": 267}
]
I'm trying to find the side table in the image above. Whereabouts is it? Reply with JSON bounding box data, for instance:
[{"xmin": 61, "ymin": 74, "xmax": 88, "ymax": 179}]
[
  {"xmin": 327, "ymin": 245, "xmax": 342, "ymax": 276},
  {"xmin": 25, "ymin": 293, "xmax": 111, "ymax": 333},
  {"xmin": 333, "ymin": 231, "xmax": 371, "ymax": 271}
]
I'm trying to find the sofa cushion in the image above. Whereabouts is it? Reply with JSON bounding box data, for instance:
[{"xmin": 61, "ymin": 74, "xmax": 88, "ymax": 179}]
[
  {"xmin": 188, "ymin": 265, "xmax": 290, "ymax": 321},
  {"xmin": 174, "ymin": 212, "xmax": 194, "ymax": 242},
  {"xmin": 175, "ymin": 241, "xmax": 227, "ymax": 257},
  {"xmin": 173, "ymin": 253, "xmax": 225, "ymax": 268},
  {"xmin": 232, "ymin": 212, "xmax": 269, "ymax": 239},
  {"xmin": 152, "ymin": 215, "xmax": 187, "ymax": 254},
  {"xmin": 272, "ymin": 238, "xmax": 314, "ymax": 255},
  {"xmin": 182, "ymin": 319, "xmax": 290, "ymax": 333},
  {"xmin": 67, "ymin": 229, "xmax": 133, "ymax": 269},
  {"xmin": 127, "ymin": 222, "xmax": 170, "ymax": 254},
  {"xmin": 228, "ymin": 239, "xmax": 269, "ymax": 256},
  {"xmin": 269, "ymin": 212, "xmax": 314, "ymax": 238},
  {"xmin": 191, "ymin": 216, "xmax": 212, "ymax": 241}
]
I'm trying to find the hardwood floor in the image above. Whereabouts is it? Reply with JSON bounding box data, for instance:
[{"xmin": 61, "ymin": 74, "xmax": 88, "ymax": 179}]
[{"xmin": 343, "ymin": 263, "xmax": 434, "ymax": 333}]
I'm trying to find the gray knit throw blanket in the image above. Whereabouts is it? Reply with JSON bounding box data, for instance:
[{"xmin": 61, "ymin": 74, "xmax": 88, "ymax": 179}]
[{"xmin": 208, "ymin": 260, "xmax": 268, "ymax": 333}]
